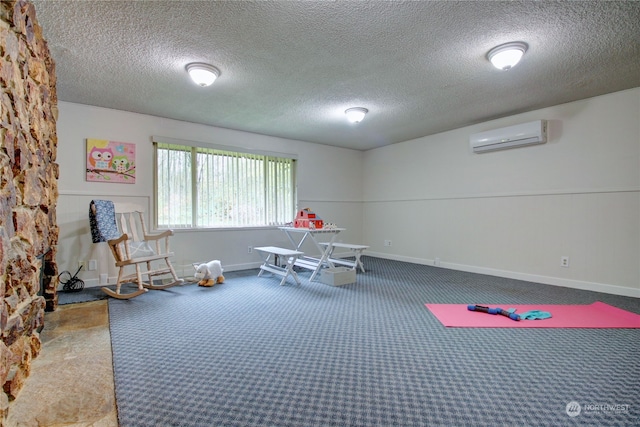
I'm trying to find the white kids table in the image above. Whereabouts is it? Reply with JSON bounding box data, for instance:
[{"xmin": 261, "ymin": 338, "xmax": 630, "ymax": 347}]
[
  {"xmin": 279, "ymin": 226, "xmax": 345, "ymax": 281},
  {"xmin": 254, "ymin": 246, "xmax": 305, "ymax": 286}
]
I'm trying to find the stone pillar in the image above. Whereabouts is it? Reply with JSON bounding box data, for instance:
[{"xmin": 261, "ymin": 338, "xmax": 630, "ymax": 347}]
[{"xmin": 0, "ymin": 0, "xmax": 59, "ymax": 422}]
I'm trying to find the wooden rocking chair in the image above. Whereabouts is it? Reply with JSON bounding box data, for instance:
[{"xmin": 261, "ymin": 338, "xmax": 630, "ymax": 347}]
[{"xmin": 90, "ymin": 200, "xmax": 183, "ymax": 299}]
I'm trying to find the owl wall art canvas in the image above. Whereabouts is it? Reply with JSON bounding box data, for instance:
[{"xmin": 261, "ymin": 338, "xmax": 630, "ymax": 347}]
[{"xmin": 86, "ymin": 139, "xmax": 136, "ymax": 183}]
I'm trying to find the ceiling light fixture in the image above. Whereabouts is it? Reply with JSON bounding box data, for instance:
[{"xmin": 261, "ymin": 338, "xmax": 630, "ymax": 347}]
[
  {"xmin": 186, "ymin": 63, "xmax": 220, "ymax": 87},
  {"xmin": 487, "ymin": 42, "xmax": 528, "ymax": 70},
  {"xmin": 345, "ymin": 107, "xmax": 368, "ymax": 123}
]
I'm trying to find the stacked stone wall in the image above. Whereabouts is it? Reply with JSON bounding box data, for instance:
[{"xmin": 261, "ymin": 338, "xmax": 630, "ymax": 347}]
[{"xmin": 0, "ymin": 1, "xmax": 58, "ymax": 423}]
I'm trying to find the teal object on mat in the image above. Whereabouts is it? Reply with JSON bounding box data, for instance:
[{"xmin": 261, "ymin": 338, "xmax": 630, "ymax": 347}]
[{"xmin": 519, "ymin": 310, "xmax": 552, "ymax": 320}]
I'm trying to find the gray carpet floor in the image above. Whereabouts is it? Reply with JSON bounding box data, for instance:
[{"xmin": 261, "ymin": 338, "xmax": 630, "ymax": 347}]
[
  {"xmin": 108, "ymin": 257, "xmax": 640, "ymax": 426},
  {"xmin": 58, "ymin": 286, "xmax": 108, "ymax": 305},
  {"xmin": 58, "ymin": 281, "xmax": 200, "ymax": 305}
]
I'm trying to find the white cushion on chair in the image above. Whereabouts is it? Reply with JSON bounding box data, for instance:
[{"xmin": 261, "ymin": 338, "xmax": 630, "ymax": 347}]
[{"xmin": 129, "ymin": 241, "xmax": 156, "ymax": 258}]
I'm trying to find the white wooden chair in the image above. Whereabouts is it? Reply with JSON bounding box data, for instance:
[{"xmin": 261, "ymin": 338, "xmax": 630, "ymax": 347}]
[{"xmin": 90, "ymin": 201, "xmax": 183, "ymax": 299}]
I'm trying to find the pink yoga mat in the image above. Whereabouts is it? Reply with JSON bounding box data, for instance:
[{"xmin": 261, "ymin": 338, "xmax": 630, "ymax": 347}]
[{"xmin": 425, "ymin": 302, "xmax": 640, "ymax": 328}]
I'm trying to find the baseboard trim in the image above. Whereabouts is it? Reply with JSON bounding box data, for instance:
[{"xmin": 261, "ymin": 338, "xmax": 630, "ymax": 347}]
[
  {"xmin": 67, "ymin": 261, "xmax": 266, "ymax": 291},
  {"xmin": 365, "ymin": 252, "xmax": 639, "ymax": 298},
  {"xmin": 69, "ymin": 255, "xmax": 638, "ymax": 298}
]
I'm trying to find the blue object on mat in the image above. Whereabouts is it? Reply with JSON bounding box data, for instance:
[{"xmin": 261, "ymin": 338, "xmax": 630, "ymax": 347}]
[
  {"xmin": 89, "ymin": 200, "xmax": 120, "ymax": 243},
  {"xmin": 519, "ymin": 310, "xmax": 552, "ymax": 320}
]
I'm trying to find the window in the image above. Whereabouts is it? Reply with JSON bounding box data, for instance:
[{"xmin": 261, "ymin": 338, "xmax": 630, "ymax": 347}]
[{"xmin": 154, "ymin": 139, "xmax": 296, "ymax": 229}]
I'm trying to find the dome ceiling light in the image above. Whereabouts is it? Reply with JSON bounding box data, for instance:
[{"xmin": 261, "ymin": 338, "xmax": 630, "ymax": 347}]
[
  {"xmin": 186, "ymin": 63, "xmax": 220, "ymax": 87},
  {"xmin": 345, "ymin": 107, "xmax": 368, "ymax": 123},
  {"xmin": 487, "ymin": 42, "xmax": 528, "ymax": 70}
]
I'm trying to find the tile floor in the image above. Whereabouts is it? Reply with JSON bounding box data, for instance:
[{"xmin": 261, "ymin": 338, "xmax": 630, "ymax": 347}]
[{"xmin": 7, "ymin": 300, "xmax": 118, "ymax": 426}]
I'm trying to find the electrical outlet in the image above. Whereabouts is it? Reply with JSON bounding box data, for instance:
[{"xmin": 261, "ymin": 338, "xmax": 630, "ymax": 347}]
[
  {"xmin": 384, "ymin": 240, "xmax": 392, "ymax": 247},
  {"xmin": 100, "ymin": 274, "xmax": 108, "ymax": 284},
  {"xmin": 561, "ymin": 256, "xmax": 570, "ymax": 268},
  {"xmin": 78, "ymin": 260, "xmax": 85, "ymax": 270},
  {"xmin": 248, "ymin": 246, "xmax": 253, "ymax": 254},
  {"xmin": 88, "ymin": 259, "xmax": 97, "ymax": 271},
  {"xmin": 434, "ymin": 257, "xmax": 441, "ymax": 266}
]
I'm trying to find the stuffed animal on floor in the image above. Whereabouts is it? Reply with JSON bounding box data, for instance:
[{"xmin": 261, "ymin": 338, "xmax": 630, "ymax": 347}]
[{"xmin": 194, "ymin": 260, "xmax": 225, "ymax": 287}]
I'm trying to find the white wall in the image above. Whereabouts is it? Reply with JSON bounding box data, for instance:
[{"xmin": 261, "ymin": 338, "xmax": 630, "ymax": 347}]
[
  {"xmin": 55, "ymin": 89, "xmax": 640, "ymax": 297},
  {"xmin": 55, "ymin": 102, "xmax": 363, "ymax": 286},
  {"xmin": 363, "ymin": 88, "xmax": 640, "ymax": 297}
]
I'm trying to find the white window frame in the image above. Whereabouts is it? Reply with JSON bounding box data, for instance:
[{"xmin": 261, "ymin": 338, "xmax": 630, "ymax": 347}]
[{"xmin": 153, "ymin": 136, "xmax": 297, "ymax": 230}]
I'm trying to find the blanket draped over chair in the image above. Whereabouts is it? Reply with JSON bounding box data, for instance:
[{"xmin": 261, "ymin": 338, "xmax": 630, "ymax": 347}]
[{"xmin": 89, "ymin": 199, "xmax": 119, "ymax": 243}]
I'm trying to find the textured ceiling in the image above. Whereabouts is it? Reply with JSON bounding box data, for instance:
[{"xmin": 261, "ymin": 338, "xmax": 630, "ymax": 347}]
[{"xmin": 31, "ymin": 1, "xmax": 640, "ymax": 151}]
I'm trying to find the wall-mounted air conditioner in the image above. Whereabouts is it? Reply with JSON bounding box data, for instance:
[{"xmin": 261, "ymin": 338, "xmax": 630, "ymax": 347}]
[{"xmin": 469, "ymin": 120, "xmax": 547, "ymax": 153}]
